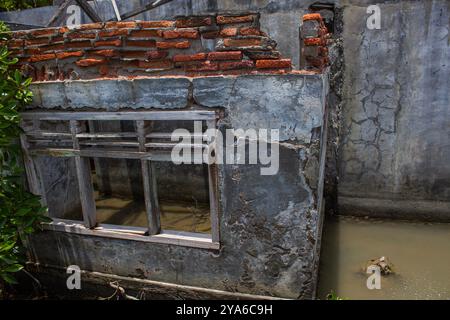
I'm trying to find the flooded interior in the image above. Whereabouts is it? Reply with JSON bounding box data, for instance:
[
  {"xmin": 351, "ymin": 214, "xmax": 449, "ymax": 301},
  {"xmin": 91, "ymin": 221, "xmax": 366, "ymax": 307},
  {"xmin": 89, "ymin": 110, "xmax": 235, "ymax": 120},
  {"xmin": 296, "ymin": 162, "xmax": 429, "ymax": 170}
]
[
  {"xmin": 94, "ymin": 193, "xmax": 211, "ymax": 233},
  {"xmin": 90, "ymin": 155, "xmax": 212, "ymax": 234},
  {"xmin": 318, "ymin": 215, "xmax": 450, "ymax": 300},
  {"xmin": 34, "ymin": 119, "xmax": 213, "ymax": 234}
]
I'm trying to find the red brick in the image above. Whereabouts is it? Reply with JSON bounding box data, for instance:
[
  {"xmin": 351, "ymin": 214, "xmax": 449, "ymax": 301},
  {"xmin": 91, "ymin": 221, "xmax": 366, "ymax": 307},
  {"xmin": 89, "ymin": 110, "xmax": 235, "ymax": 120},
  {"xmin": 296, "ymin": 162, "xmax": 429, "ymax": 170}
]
[
  {"xmin": 66, "ymin": 31, "xmax": 97, "ymax": 39},
  {"xmin": 9, "ymin": 49, "xmax": 23, "ymax": 56},
  {"xmin": 56, "ymin": 51, "xmax": 84, "ymax": 59},
  {"xmin": 11, "ymin": 30, "xmax": 28, "ymax": 38},
  {"xmin": 74, "ymin": 22, "xmax": 104, "ymax": 30},
  {"xmin": 220, "ymin": 28, "xmax": 238, "ymax": 37},
  {"xmin": 51, "ymin": 36, "xmax": 65, "ymax": 43},
  {"xmin": 38, "ymin": 43, "xmax": 65, "ymax": 52},
  {"xmin": 319, "ymin": 26, "xmax": 329, "ymax": 37},
  {"xmin": 30, "ymin": 53, "xmax": 56, "ymax": 62},
  {"xmin": 245, "ymin": 50, "xmax": 281, "ymax": 60},
  {"xmin": 147, "ymin": 51, "xmax": 169, "ymax": 60},
  {"xmin": 89, "ymin": 49, "xmax": 116, "ymax": 57},
  {"xmin": 76, "ymin": 58, "xmax": 105, "ymax": 67},
  {"xmin": 303, "ymin": 13, "xmax": 323, "ymax": 22},
  {"xmin": 129, "ymin": 30, "xmax": 161, "ymax": 38},
  {"xmin": 26, "ymin": 48, "xmax": 41, "ymax": 55},
  {"xmin": 320, "ymin": 46, "xmax": 329, "ymax": 56},
  {"xmin": 156, "ymin": 41, "xmax": 190, "ymax": 49},
  {"xmin": 25, "ymin": 38, "xmax": 50, "ymax": 46},
  {"xmin": 18, "ymin": 57, "xmax": 30, "ymax": 63},
  {"xmin": 30, "ymin": 28, "xmax": 58, "ymax": 38},
  {"xmin": 223, "ymin": 38, "xmax": 261, "ymax": 47},
  {"xmin": 162, "ymin": 29, "xmax": 199, "ymax": 39},
  {"xmin": 98, "ymin": 29, "xmax": 129, "ymax": 37},
  {"xmin": 219, "ymin": 60, "xmax": 254, "ymax": 70},
  {"xmin": 126, "ymin": 40, "xmax": 156, "ymax": 48},
  {"xmin": 184, "ymin": 61, "xmax": 219, "ymax": 72},
  {"xmin": 99, "ymin": 64, "xmax": 109, "ymax": 76},
  {"xmin": 65, "ymin": 40, "xmax": 92, "ymax": 49},
  {"xmin": 120, "ymin": 51, "xmax": 149, "ymax": 59},
  {"xmin": 207, "ymin": 51, "xmax": 242, "ymax": 61},
  {"xmin": 217, "ymin": 15, "xmax": 255, "ymax": 25},
  {"xmin": 175, "ymin": 17, "xmax": 212, "ymax": 28},
  {"xmin": 201, "ymin": 31, "xmax": 219, "ymax": 39},
  {"xmin": 139, "ymin": 20, "xmax": 175, "ymax": 28},
  {"xmin": 255, "ymin": 59, "xmax": 292, "ymax": 69},
  {"xmin": 59, "ymin": 27, "xmax": 70, "ymax": 34},
  {"xmin": 8, "ymin": 39, "xmax": 24, "ymax": 48},
  {"xmin": 305, "ymin": 56, "xmax": 328, "ymax": 68},
  {"xmin": 239, "ymin": 27, "xmax": 262, "ymax": 36},
  {"xmin": 94, "ymin": 39, "xmax": 122, "ymax": 47},
  {"xmin": 173, "ymin": 52, "xmax": 207, "ymax": 62},
  {"xmin": 137, "ymin": 60, "xmax": 173, "ymax": 69},
  {"xmin": 105, "ymin": 21, "xmax": 137, "ymax": 29},
  {"xmin": 303, "ymin": 37, "xmax": 326, "ymax": 46}
]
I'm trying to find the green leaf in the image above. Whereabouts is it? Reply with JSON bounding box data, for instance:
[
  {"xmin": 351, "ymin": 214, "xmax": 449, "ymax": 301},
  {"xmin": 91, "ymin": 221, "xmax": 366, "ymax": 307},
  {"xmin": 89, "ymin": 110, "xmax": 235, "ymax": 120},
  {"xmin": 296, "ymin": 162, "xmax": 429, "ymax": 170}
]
[
  {"xmin": 0, "ymin": 254, "xmax": 17, "ymax": 264},
  {"xmin": 15, "ymin": 207, "xmax": 32, "ymax": 216},
  {"xmin": 3, "ymin": 263, "xmax": 24, "ymax": 273},
  {"xmin": 0, "ymin": 22, "xmax": 47, "ymax": 287},
  {"xmin": 0, "ymin": 241, "xmax": 15, "ymax": 252},
  {"xmin": 1, "ymin": 272, "xmax": 18, "ymax": 284}
]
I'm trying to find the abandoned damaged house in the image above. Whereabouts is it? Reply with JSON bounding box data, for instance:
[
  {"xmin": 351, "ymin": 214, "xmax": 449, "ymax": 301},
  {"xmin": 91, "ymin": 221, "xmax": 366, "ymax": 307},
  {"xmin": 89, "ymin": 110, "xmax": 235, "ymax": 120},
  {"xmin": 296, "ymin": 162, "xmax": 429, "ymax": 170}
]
[{"xmin": 1, "ymin": 0, "xmax": 449, "ymax": 300}]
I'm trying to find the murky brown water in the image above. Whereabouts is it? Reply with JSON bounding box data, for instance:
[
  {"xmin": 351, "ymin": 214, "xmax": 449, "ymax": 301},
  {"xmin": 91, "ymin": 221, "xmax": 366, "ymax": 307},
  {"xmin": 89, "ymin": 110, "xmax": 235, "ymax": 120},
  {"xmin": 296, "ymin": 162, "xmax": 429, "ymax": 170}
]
[
  {"xmin": 94, "ymin": 194, "xmax": 211, "ymax": 233},
  {"xmin": 318, "ymin": 216, "xmax": 450, "ymax": 300}
]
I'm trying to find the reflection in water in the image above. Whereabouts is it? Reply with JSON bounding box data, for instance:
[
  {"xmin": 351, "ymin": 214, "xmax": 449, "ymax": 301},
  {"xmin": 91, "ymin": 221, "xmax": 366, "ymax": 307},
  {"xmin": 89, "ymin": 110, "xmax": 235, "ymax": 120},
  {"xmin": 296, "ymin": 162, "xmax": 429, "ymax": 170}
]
[{"xmin": 318, "ymin": 216, "xmax": 450, "ymax": 300}]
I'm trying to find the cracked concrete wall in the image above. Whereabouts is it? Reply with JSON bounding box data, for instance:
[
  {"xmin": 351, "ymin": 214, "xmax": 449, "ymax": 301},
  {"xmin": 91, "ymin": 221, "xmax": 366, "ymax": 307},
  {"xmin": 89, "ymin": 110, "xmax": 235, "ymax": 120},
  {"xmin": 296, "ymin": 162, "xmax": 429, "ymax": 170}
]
[
  {"xmin": 26, "ymin": 74, "xmax": 328, "ymax": 299},
  {"xmin": 338, "ymin": 0, "xmax": 450, "ymax": 220}
]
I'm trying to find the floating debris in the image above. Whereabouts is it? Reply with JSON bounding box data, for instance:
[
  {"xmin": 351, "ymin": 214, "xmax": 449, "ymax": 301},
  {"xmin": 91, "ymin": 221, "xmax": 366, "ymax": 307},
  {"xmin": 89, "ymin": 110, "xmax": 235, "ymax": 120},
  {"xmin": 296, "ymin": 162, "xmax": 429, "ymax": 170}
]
[{"xmin": 367, "ymin": 256, "xmax": 394, "ymax": 275}]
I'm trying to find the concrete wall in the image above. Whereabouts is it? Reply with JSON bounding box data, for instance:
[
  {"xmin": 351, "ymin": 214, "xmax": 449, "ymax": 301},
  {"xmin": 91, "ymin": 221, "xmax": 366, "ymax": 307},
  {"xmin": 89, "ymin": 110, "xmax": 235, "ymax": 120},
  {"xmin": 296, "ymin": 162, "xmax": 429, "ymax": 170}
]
[
  {"xmin": 4, "ymin": 1, "xmax": 448, "ymax": 220},
  {"xmin": 26, "ymin": 74, "xmax": 328, "ymax": 299},
  {"xmin": 338, "ymin": 0, "xmax": 450, "ymax": 220}
]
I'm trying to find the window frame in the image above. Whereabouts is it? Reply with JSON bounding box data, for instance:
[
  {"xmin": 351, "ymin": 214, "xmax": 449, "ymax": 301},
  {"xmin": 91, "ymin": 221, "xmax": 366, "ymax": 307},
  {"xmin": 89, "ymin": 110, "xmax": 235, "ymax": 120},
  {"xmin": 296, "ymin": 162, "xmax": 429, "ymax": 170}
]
[{"xmin": 20, "ymin": 110, "xmax": 220, "ymax": 250}]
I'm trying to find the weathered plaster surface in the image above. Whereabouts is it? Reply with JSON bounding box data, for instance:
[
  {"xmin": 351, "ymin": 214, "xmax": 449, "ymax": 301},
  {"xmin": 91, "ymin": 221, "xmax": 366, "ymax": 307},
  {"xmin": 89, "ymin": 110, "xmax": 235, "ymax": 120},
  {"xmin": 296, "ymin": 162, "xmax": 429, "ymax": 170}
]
[
  {"xmin": 194, "ymin": 75, "xmax": 324, "ymax": 143},
  {"xmin": 30, "ymin": 78, "xmax": 191, "ymax": 110},
  {"xmin": 338, "ymin": 0, "xmax": 450, "ymax": 219},
  {"xmin": 27, "ymin": 74, "xmax": 328, "ymax": 299},
  {"xmin": 3, "ymin": 1, "xmax": 449, "ymax": 220},
  {"xmin": 30, "ymin": 75, "xmax": 325, "ymax": 143}
]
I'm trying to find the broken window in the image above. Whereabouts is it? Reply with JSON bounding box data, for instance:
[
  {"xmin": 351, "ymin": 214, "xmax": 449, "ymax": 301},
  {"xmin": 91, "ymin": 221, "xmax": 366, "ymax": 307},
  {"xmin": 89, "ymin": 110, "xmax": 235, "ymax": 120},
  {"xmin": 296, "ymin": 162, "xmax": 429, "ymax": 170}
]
[{"xmin": 20, "ymin": 111, "xmax": 220, "ymax": 249}]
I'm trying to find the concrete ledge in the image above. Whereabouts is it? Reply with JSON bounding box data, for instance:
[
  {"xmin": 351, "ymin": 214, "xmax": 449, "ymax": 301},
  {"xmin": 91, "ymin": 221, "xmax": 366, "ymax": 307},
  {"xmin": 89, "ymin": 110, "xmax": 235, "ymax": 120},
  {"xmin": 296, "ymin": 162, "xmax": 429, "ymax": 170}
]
[
  {"xmin": 27, "ymin": 262, "xmax": 287, "ymax": 300},
  {"xmin": 339, "ymin": 196, "xmax": 450, "ymax": 222},
  {"xmin": 28, "ymin": 74, "xmax": 326, "ymax": 143},
  {"xmin": 29, "ymin": 78, "xmax": 191, "ymax": 110}
]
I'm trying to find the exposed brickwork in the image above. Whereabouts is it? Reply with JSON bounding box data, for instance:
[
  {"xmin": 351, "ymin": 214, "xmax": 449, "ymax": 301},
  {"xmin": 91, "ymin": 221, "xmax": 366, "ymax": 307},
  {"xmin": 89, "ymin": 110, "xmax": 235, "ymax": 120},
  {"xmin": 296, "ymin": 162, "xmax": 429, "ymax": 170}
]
[
  {"xmin": 256, "ymin": 59, "xmax": 292, "ymax": 69},
  {"xmin": 300, "ymin": 13, "xmax": 330, "ymax": 71},
  {"xmin": 8, "ymin": 13, "xmax": 293, "ymax": 81}
]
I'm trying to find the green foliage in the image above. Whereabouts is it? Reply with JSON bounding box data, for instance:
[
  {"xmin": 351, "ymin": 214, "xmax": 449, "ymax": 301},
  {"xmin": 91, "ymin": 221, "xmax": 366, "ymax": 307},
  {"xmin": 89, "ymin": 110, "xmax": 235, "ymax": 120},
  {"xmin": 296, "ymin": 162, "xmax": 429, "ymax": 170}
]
[
  {"xmin": 326, "ymin": 291, "xmax": 347, "ymax": 300},
  {"xmin": 0, "ymin": 21, "xmax": 49, "ymax": 287},
  {"xmin": 0, "ymin": 0, "xmax": 53, "ymax": 12}
]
